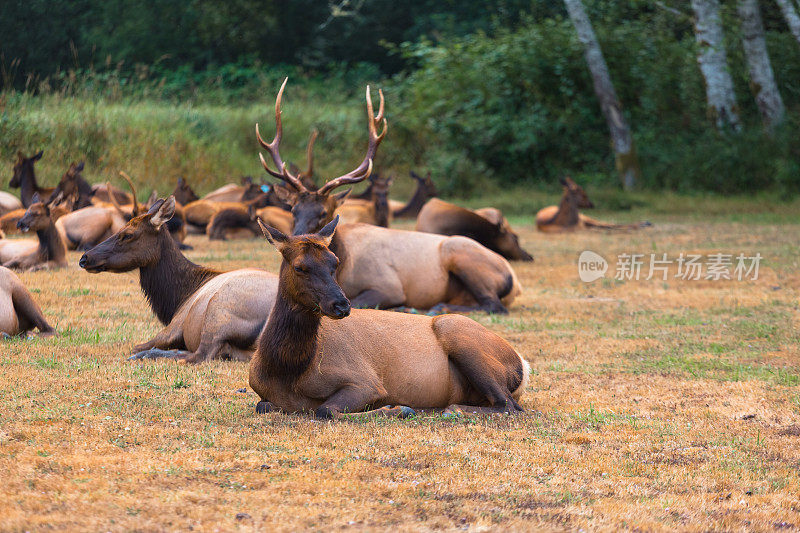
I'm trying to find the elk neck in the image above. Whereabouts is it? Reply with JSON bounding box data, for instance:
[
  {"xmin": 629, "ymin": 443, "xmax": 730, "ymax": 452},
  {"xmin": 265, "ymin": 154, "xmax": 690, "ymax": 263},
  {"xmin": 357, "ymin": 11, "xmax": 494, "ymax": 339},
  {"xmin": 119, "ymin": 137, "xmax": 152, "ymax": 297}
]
[
  {"xmin": 373, "ymin": 192, "xmax": 390, "ymax": 227},
  {"xmin": 36, "ymin": 220, "xmax": 66, "ymax": 264},
  {"xmin": 139, "ymin": 229, "xmax": 219, "ymax": 325},
  {"xmin": 20, "ymin": 166, "xmax": 41, "ymax": 207},
  {"xmin": 255, "ymin": 261, "xmax": 321, "ymax": 382},
  {"xmin": 394, "ymin": 178, "xmax": 433, "ymax": 218},
  {"xmin": 542, "ymin": 189, "xmax": 580, "ymax": 227}
]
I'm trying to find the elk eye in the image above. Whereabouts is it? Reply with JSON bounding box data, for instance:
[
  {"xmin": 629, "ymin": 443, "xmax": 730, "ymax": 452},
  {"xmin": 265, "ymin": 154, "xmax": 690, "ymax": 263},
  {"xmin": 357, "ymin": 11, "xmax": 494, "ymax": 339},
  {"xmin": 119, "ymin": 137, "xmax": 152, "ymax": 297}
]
[{"xmin": 294, "ymin": 265, "xmax": 306, "ymax": 274}]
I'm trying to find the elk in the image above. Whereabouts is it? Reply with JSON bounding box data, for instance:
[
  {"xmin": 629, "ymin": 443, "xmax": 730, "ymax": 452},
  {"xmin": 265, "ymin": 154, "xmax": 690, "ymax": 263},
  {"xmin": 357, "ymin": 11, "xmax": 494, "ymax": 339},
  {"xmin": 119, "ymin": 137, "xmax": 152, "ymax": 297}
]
[
  {"xmin": 182, "ymin": 179, "xmax": 276, "ymax": 234},
  {"xmin": 0, "ymin": 193, "xmax": 68, "ymax": 270},
  {"xmin": 336, "ymin": 173, "xmax": 393, "ymax": 227},
  {"xmin": 0, "ymin": 266, "xmax": 55, "ymax": 337},
  {"xmin": 10, "ymin": 150, "xmax": 52, "ymax": 207},
  {"xmin": 535, "ymin": 177, "xmax": 651, "ymax": 232},
  {"xmin": 258, "ymin": 79, "xmax": 521, "ymax": 314},
  {"xmin": 172, "ymin": 177, "xmax": 200, "ymax": 205},
  {"xmin": 79, "ymin": 196, "xmax": 279, "ymax": 363},
  {"xmin": 249, "ymin": 216, "xmax": 529, "ymax": 418},
  {"xmin": 206, "ymin": 204, "xmax": 293, "ymax": 241},
  {"xmin": 416, "ymin": 199, "xmax": 533, "ymax": 262}
]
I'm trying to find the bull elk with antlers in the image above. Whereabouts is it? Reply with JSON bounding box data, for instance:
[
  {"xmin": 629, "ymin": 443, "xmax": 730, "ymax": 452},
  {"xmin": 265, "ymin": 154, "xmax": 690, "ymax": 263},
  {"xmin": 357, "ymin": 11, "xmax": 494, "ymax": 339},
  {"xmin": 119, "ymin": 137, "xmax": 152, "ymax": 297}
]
[
  {"xmin": 257, "ymin": 79, "xmax": 521, "ymax": 314},
  {"xmin": 250, "ymin": 215, "xmax": 530, "ymax": 418}
]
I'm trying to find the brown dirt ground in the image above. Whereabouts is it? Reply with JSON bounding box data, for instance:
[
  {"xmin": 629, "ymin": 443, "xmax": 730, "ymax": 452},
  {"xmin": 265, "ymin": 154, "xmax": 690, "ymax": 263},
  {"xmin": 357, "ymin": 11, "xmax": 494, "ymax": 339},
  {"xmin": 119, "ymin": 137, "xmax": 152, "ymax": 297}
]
[{"xmin": 0, "ymin": 218, "xmax": 798, "ymax": 531}]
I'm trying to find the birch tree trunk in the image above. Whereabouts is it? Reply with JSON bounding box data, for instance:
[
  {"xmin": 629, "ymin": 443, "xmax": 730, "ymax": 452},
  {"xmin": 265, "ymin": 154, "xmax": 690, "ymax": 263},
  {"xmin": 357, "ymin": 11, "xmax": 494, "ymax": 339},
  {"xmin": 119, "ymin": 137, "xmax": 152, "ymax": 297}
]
[
  {"xmin": 563, "ymin": 0, "xmax": 639, "ymax": 190},
  {"xmin": 775, "ymin": 0, "xmax": 800, "ymax": 46},
  {"xmin": 738, "ymin": 0, "xmax": 786, "ymax": 128},
  {"xmin": 690, "ymin": 0, "xmax": 741, "ymax": 131}
]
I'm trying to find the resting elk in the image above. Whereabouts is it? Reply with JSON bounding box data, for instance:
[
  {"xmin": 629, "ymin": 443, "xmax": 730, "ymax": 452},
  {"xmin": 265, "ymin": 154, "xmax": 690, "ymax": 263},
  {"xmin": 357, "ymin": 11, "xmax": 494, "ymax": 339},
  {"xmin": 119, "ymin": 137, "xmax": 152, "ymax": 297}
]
[
  {"xmin": 206, "ymin": 204, "xmax": 293, "ymax": 241},
  {"xmin": 535, "ymin": 177, "xmax": 651, "ymax": 232},
  {"xmin": 415, "ymin": 199, "xmax": 533, "ymax": 262},
  {"xmin": 10, "ymin": 150, "xmax": 51, "ymax": 207},
  {"xmin": 0, "ymin": 266, "xmax": 55, "ymax": 337},
  {"xmin": 250, "ymin": 216, "xmax": 529, "ymax": 418},
  {"xmin": 182, "ymin": 179, "xmax": 276, "ymax": 234},
  {"xmin": 335, "ymin": 173, "xmax": 393, "ymax": 227},
  {"xmin": 0, "ymin": 191, "xmax": 23, "ymax": 217},
  {"xmin": 79, "ymin": 196, "xmax": 279, "ymax": 363},
  {"xmin": 258, "ymin": 79, "xmax": 521, "ymax": 314},
  {"xmin": 0, "ymin": 193, "xmax": 68, "ymax": 270}
]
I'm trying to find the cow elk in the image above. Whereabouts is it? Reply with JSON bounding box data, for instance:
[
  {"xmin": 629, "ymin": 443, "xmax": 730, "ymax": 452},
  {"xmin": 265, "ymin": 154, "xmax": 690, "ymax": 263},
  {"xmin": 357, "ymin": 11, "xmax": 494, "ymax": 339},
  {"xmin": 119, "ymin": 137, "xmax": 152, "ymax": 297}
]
[
  {"xmin": 10, "ymin": 150, "xmax": 52, "ymax": 207},
  {"xmin": 416, "ymin": 199, "xmax": 533, "ymax": 262},
  {"xmin": 535, "ymin": 177, "xmax": 651, "ymax": 232},
  {"xmin": 0, "ymin": 266, "xmax": 55, "ymax": 337},
  {"xmin": 249, "ymin": 216, "xmax": 529, "ymax": 419},
  {"xmin": 393, "ymin": 171, "xmax": 438, "ymax": 219},
  {"xmin": 79, "ymin": 196, "xmax": 279, "ymax": 363},
  {"xmin": 0, "ymin": 193, "xmax": 68, "ymax": 271}
]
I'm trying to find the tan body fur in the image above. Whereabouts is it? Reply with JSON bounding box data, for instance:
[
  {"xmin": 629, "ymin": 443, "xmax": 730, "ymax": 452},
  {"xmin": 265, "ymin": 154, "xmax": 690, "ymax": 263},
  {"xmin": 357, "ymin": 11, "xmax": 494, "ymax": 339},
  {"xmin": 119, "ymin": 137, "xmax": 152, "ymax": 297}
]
[
  {"xmin": 0, "ymin": 266, "xmax": 54, "ymax": 336},
  {"xmin": 0, "ymin": 192, "xmax": 23, "ymax": 216},
  {"xmin": 334, "ymin": 223, "xmax": 520, "ymax": 313},
  {"xmin": 56, "ymin": 206, "xmax": 127, "ymax": 250},
  {"xmin": 1, "ymin": 197, "xmax": 68, "ymax": 270}
]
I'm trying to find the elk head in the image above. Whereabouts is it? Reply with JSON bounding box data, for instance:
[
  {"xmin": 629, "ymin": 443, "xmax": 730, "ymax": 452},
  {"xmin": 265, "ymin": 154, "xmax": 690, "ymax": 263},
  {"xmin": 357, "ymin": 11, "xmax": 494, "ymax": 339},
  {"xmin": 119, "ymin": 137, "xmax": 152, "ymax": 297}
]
[
  {"xmin": 257, "ymin": 79, "xmax": 387, "ymax": 235},
  {"xmin": 17, "ymin": 193, "xmax": 56, "ymax": 232},
  {"xmin": 172, "ymin": 177, "xmax": 199, "ymax": 205},
  {"xmin": 560, "ymin": 176, "xmax": 593, "ymax": 209},
  {"xmin": 10, "ymin": 150, "xmax": 43, "ymax": 188},
  {"xmin": 410, "ymin": 170, "xmax": 438, "ymax": 198},
  {"xmin": 476, "ymin": 208, "xmax": 534, "ymax": 262},
  {"xmin": 259, "ymin": 214, "xmax": 350, "ymax": 319},
  {"xmin": 79, "ymin": 196, "xmax": 176, "ymax": 273}
]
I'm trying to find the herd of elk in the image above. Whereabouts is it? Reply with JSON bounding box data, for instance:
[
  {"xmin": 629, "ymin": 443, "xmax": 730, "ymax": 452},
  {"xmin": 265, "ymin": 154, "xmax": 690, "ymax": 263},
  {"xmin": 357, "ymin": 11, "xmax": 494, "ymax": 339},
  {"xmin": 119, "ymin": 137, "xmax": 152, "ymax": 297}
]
[
  {"xmin": 0, "ymin": 266, "xmax": 54, "ymax": 337},
  {"xmin": 250, "ymin": 216, "xmax": 529, "ymax": 418},
  {"xmin": 2, "ymin": 77, "xmax": 658, "ymax": 420},
  {"xmin": 536, "ymin": 177, "xmax": 651, "ymax": 232}
]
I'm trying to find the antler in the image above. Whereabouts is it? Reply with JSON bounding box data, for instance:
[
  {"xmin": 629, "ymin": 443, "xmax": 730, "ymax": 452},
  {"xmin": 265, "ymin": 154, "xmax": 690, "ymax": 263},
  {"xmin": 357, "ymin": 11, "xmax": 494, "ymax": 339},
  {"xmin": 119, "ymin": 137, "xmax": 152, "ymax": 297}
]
[
  {"xmin": 302, "ymin": 129, "xmax": 318, "ymax": 180},
  {"xmin": 317, "ymin": 86, "xmax": 387, "ymax": 196},
  {"xmin": 119, "ymin": 171, "xmax": 140, "ymax": 216},
  {"xmin": 256, "ymin": 78, "xmax": 308, "ymax": 193}
]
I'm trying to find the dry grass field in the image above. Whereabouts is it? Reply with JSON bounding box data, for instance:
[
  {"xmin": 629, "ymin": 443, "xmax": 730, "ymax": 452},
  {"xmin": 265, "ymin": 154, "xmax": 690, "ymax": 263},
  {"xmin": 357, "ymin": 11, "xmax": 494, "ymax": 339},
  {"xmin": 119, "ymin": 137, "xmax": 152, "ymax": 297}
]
[{"xmin": 1, "ymin": 207, "xmax": 798, "ymax": 531}]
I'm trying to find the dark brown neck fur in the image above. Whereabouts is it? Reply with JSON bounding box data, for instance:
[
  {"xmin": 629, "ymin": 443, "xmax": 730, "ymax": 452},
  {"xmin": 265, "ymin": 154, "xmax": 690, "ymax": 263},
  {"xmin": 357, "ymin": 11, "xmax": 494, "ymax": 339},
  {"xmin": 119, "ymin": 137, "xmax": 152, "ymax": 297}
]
[
  {"xmin": 544, "ymin": 189, "xmax": 580, "ymax": 227},
  {"xmin": 36, "ymin": 221, "xmax": 66, "ymax": 264},
  {"xmin": 139, "ymin": 230, "xmax": 220, "ymax": 324},
  {"xmin": 255, "ymin": 262, "xmax": 320, "ymax": 381},
  {"xmin": 394, "ymin": 178, "xmax": 435, "ymax": 218}
]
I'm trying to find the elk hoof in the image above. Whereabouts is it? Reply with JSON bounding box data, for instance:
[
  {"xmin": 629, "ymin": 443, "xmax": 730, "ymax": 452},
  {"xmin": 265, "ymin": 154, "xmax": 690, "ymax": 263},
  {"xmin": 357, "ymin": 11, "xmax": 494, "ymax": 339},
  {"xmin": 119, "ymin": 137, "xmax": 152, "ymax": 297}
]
[
  {"xmin": 128, "ymin": 348, "xmax": 181, "ymax": 361},
  {"xmin": 398, "ymin": 406, "xmax": 416, "ymax": 418},
  {"xmin": 315, "ymin": 406, "xmax": 336, "ymax": 419},
  {"xmin": 255, "ymin": 401, "xmax": 273, "ymax": 414}
]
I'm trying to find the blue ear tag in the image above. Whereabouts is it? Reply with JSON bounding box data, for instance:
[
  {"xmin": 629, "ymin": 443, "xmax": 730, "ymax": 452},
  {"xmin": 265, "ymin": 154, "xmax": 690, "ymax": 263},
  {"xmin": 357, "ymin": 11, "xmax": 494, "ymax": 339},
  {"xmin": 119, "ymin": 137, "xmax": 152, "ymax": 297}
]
[{"xmin": 261, "ymin": 184, "xmax": 271, "ymax": 193}]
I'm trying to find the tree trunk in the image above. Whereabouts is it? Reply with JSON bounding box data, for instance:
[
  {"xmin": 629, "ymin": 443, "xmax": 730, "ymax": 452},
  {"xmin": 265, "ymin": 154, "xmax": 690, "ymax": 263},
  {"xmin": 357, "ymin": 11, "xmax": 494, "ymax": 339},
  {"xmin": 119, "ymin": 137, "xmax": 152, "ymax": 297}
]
[
  {"xmin": 690, "ymin": 0, "xmax": 741, "ymax": 131},
  {"xmin": 564, "ymin": 0, "xmax": 639, "ymax": 190},
  {"xmin": 738, "ymin": 0, "xmax": 786, "ymax": 129},
  {"xmin": 775, "ymin": 0, "xmax": 800, "ymax": 46}
]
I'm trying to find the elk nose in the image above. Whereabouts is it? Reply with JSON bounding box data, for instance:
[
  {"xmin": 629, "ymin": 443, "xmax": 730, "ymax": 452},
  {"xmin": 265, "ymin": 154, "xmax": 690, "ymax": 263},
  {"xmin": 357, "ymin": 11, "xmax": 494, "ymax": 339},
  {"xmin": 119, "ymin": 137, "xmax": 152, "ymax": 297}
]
[
  {"xmin": 78, "ymin": 254, "xmax": 89, "ymax": 269},
  {"xmin": 331, "ymin": 299, "xmax": 351, "ymax": 319}
]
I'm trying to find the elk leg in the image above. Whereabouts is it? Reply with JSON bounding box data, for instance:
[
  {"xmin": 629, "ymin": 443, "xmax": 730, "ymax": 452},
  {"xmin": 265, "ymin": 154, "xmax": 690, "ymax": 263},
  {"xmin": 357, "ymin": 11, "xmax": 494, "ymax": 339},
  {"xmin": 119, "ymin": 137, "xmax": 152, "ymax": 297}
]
[
  {"xmin": 445, "ymin": 256, "xmax": 509, "ymax": 314},
  {"xmin": 314, "ymin": 385, "xmax": 388, "ymax": 419},
  {"xmin": 350, "ymin": 289, "xmax": 404, "ymax": 310},
  {"xmin": 128, "ymin": 348, "xmax": 191, "ymax": 361},
  {"xmin": 132, "ymin": 323, "xmax": 185, "ymax": 353},
  {"xmin": 433, "ymin": 316, "xmax": 524, "ymax": 414},
  {"xmin": 12, "ymin": 281, "xmax": 55, "ymax": 336}
]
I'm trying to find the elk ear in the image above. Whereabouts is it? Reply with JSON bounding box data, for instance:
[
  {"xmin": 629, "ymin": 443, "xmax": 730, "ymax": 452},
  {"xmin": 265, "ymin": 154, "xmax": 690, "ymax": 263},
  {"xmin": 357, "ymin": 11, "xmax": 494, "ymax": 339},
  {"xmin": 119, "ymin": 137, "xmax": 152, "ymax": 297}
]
[
  {"xmin": 241, "ymin": 176, "xmax": 253, "ymax": 185},
  {"xmin": 333, "ymin": 189, "xmax": 351, "ymax": 204},
  {"xmin": 257, "ymin": 217, "xmax": 288, "ymax": 251},
  {"xmin": 31, "ymin": 192, "xmax": 41, "ymax": 205},
  {"xmin": 75, "ymin": 161, "xmax": 85, "ymax": 172},
  {"xmin": 317, "ymin": 214, "xmax": 339, "ymax": 245},
  {"xmin": 559, "ymin": 176, "xmax": 568, "ymax": 187},
  {"xmin": 247, "ymin": 204, "xmax": 257, "ymax": 220},
  {"xmin": 32, "ymin": 150, "xmax": 43, "ymax": 161},
  {"xmin": 149, "ymin": 196, "xmax": 176, "ymax": 229},
  {"xmin": 146, "ymin": 190, "xmax": 158, "ymax": 208}
]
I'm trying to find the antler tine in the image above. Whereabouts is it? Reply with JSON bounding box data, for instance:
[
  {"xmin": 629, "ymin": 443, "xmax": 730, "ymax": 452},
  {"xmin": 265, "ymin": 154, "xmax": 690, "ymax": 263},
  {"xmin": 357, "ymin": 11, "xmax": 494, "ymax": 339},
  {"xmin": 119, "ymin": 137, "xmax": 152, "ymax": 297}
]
[
  {"xmin": 119, "ymin": 171, "xmax": 140, "ymax": 216},
  {"xmin": 303, "ymin": 129, "xmax": 318, "ymax": 179},
  {"xmin": 317, "ymin": 86, "xmax": 387, "ymax": 195},
  {"xmin": 255, "ymin": 78, "xmax": 307, "ymax": 192}
]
